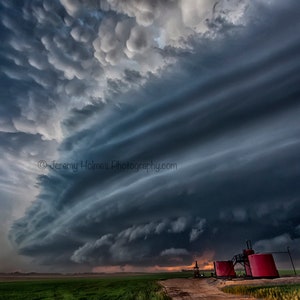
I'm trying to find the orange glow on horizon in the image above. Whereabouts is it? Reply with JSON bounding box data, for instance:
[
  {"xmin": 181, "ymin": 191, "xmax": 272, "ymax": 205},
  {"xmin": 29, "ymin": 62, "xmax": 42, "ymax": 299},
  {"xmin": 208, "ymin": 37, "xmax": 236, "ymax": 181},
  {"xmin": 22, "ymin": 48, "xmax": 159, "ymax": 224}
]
[{"xmin": 92, "ymin": 251, "xmax": 215, "ymax": 273}]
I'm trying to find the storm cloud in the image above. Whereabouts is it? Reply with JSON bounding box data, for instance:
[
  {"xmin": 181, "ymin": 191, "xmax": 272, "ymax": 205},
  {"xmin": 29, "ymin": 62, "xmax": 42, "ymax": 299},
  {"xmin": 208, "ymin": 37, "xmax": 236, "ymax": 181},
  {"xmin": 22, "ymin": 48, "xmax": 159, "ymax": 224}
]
[{"xmin": 1, "ymin": 0, "xmax": 300, "ymax": 271}]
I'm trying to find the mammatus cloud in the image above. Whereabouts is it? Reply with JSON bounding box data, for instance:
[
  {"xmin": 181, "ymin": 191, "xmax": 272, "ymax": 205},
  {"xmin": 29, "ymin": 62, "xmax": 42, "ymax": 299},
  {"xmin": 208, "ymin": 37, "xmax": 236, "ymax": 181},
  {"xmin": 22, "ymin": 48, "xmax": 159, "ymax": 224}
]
[
  {"xmin": 1, "ymin": 0, "xmax": 300, "ymax": 272},
  {"xmin": 1, "ymin": 0, "xmax": 243, "ymax": 270},
  {"xmin": 0, "ymin": 0, "xmax": 248, "ymax": 141}
]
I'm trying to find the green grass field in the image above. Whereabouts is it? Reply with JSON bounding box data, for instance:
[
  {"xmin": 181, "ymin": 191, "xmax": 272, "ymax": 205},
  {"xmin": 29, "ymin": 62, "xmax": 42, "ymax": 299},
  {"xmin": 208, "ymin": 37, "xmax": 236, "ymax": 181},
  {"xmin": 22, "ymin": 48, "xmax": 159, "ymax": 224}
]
[
  {"xmin": 1, "ymin": 270, "xmax": 299, "ymax": 299},
  {"xmin": 0, "ymin": 272, "xmax": 192, "ymax": 300},
  {"xmin": 222, "ymin": 269, "xmax": 300, "ymax": 300},
  {"xmin": 234, "ymin": 269, "xmax": 298, "ymax": 277},
  {"xmin": 222, "ymin": 284, "xmax": 300, "ymax": 300},
  {"xmin": 279, "ymin": 270, "xmax": 299, "ymax": 277}
]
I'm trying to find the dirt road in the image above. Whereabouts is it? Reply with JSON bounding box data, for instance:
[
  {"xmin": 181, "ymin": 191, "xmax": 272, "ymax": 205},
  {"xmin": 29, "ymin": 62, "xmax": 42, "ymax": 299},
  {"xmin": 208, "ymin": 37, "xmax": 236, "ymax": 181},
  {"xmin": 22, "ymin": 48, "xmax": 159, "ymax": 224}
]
[
  {"xmin": 159, "ymin": 278, "xmax": 257, "ymax": 300},
  {"xmin": 160, "ymin": 277, "xmax": 300, "ymax": 300}
]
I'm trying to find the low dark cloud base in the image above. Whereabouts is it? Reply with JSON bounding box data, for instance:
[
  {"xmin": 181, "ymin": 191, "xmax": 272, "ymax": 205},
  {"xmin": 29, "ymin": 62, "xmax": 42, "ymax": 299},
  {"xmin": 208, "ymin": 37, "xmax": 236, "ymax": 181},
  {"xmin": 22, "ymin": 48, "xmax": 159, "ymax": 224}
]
[{"xmin": 6, "ymin": 0, "xmax": 300, "ymax": 271}]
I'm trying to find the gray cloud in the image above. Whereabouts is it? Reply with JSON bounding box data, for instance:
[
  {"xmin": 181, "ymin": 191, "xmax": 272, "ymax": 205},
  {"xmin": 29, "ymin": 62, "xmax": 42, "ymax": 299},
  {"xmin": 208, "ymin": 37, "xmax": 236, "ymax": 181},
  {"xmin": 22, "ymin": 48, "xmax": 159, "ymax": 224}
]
[
  {"xmin": 0, "ymin": 0, "xmax": 249, "ymax": 140},
  {"xmin": 160, "ymin": 248, "xmax": 189, "ymax": 257},
  {"xmin": 2, "ymin": 0, "xmax": 300, "ymax": 271},
  {"xmin": 190, "ymin": 219, "xmax": 206, "ymax": 242}
]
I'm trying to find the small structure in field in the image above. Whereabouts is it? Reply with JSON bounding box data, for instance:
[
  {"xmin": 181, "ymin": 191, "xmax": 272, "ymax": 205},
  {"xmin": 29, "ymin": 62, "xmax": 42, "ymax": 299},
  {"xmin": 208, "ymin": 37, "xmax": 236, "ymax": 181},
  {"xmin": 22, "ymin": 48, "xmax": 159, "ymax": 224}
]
[
  {"xmin": 193, "ymin": 260, "xmax": 200, "ymax": 278},
  {"xmin": 214, "ymin": 240, "xmax": 280, "ymax": 279}
]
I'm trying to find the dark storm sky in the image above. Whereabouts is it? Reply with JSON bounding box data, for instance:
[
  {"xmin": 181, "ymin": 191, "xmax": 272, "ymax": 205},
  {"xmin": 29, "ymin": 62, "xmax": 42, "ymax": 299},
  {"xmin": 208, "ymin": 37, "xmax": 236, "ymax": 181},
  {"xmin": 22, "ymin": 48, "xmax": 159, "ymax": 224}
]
[{"xmin": 1, "ymin": 0, "xmax": 300, "ymax": 272}]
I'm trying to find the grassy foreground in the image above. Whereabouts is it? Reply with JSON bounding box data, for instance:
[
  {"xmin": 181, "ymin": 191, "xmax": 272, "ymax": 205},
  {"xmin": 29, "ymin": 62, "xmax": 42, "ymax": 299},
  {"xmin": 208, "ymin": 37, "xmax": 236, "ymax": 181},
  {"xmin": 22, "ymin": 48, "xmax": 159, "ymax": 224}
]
[
  {"xmin": 222, "ymin": 284, "xmax": 300, "ymax": 300},
  {"xmin": 0, "ymin": 272, "xmax": 191, "ymax": 300}
]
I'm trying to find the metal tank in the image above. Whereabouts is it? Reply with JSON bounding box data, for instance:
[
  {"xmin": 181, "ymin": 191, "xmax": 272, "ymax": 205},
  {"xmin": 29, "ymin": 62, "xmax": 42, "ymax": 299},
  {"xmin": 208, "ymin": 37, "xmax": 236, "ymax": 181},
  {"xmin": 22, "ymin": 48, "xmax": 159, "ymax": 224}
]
[
  {"xmin": 243, "ymin": 249, "xmax": 255, "ymax": 277},
  {"xmin": 248, "ymin": 254, "xmax": 279, "ymax": 278},
  {"xmin": 214, "ymin": 261, "xmax": 236, "ymax": 278}
]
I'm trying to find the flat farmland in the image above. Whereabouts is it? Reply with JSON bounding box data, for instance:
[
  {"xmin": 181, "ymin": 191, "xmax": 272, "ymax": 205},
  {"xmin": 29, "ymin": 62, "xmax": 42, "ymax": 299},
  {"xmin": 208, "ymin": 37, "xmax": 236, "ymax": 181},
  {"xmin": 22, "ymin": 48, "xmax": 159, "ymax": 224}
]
[
  {"xmin": 0, "ymin": 272, "xmax": 191, "ymax": 300},
  {"xmin": 1, "ymin": 272, "xmax": 300, "ymax": 299}
]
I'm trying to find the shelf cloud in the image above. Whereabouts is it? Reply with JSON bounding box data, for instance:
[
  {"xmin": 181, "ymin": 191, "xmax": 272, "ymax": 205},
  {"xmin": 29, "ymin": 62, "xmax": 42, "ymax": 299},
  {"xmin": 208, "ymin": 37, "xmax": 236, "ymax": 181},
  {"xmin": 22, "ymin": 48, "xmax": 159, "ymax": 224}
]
[{"xmin": 1, "ymin": 0, "xmax": 300, "ymax": 271}]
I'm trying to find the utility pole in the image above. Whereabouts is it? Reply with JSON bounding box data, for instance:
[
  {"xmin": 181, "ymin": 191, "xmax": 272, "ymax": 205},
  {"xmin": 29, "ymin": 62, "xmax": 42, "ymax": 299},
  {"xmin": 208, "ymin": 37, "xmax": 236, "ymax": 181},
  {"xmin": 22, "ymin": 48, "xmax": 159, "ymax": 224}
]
[{"xmin": 287, "ymin": 247, "xmax": 297, "ymax": 276}]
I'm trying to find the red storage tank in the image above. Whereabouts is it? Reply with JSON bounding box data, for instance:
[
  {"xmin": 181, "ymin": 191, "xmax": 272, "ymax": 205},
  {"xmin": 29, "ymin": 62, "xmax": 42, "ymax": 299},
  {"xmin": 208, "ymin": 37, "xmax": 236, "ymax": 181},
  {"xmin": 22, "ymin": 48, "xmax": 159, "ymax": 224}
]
[
  {"xmin": 248, "ymin": 254, "xmax": 279, "ymax": 278},
  {"xmin": 214, "ymin": 261, "xmax": 236, "ymax": 278},
  {"xmin": 243, "ymin": 249, "xmax": 255, "ymax": 277}
]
